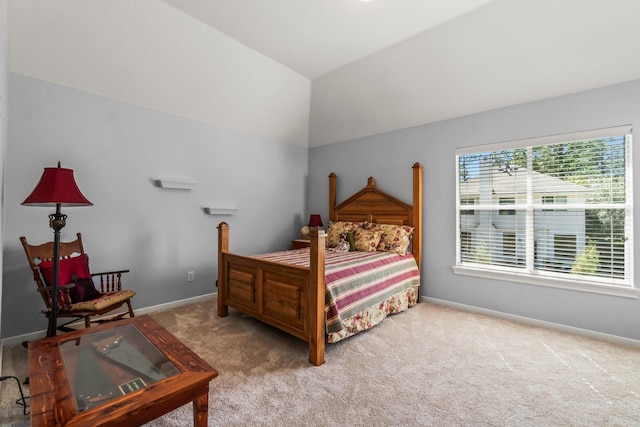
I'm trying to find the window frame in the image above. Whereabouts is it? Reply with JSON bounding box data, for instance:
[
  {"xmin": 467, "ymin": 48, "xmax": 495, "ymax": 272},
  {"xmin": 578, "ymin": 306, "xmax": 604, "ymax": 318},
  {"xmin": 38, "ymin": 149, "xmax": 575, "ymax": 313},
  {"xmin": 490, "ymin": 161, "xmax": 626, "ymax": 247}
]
[{"xmin": 454, "ymin": 125, "xmax": 637, "ymax": 299}]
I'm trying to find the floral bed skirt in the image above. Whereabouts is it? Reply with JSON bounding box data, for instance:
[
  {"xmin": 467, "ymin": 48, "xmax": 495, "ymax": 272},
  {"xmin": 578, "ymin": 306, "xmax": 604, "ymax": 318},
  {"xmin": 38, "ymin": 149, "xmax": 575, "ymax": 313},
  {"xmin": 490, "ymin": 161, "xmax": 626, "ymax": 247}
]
[{"xmin": 327, "ymin": 285, "xmax": 419, "ymax": 344}]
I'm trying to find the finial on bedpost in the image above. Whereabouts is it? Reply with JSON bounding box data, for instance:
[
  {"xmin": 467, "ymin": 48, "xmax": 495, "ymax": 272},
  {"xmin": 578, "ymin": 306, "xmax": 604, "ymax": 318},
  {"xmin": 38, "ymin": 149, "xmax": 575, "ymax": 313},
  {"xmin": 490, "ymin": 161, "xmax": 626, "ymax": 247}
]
[
  {"xmin": 367, "ymin": 177, "xmax": 375, "ymax": 187},
  {"xmin": 217, "ymin": 222, "xmax": 229, "ymax": 254}
]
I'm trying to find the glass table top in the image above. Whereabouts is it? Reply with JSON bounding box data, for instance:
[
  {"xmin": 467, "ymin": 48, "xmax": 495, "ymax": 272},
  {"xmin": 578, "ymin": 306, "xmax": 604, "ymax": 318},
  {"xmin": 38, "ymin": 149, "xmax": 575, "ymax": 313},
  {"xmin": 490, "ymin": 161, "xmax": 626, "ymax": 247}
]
[{"xmin": 59, "ymin": 323, "xmax": 180, "ymax": 412}]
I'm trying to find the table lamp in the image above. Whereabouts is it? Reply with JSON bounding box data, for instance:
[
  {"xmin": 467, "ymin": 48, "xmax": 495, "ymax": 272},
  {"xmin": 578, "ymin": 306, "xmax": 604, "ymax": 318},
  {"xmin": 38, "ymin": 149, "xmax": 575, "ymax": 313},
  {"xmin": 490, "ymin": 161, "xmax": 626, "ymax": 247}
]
[{"xmin": 308, "ymin": 214, "xmax": 323, "ymax": 228}]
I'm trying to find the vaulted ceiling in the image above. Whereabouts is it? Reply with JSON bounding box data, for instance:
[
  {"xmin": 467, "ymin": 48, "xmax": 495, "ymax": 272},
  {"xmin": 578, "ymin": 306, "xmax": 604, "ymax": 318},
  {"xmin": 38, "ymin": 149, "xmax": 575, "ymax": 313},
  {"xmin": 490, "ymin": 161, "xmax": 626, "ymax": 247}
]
[
  {"xmin": 159, "ymin": 0, "xmax": 496, "ymax": 79},
  {"xmin": 9, "ymin": 0, "xmax": 640, "ymax": 147},
  {"xmin": 160, "ymin": 0, "xmax": 640, "ymax": 146}
]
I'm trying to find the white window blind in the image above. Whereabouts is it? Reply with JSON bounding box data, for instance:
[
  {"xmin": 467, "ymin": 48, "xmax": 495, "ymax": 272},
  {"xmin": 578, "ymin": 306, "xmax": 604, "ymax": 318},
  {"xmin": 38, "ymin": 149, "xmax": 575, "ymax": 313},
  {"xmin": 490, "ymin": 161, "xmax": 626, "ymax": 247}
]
[{"xmin": 455, "ymin": 126, "xmax": 634, "ymax": 292}]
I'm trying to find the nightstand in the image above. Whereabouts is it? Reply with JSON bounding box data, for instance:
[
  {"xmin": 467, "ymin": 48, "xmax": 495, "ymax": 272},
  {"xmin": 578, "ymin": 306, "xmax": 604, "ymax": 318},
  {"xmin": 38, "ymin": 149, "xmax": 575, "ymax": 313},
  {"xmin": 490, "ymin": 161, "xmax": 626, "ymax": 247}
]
[{"xmin": 291, "ymin": 239, "xmax": 310, "ymax": 249}]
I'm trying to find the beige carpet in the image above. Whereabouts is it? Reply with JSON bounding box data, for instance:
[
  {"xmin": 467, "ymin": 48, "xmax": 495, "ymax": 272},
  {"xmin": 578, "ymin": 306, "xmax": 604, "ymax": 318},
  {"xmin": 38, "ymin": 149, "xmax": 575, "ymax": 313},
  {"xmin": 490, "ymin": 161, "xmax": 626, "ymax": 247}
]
[{"xmin": 2, "ymin": 299, "xmax": 640, "ymax": 426}]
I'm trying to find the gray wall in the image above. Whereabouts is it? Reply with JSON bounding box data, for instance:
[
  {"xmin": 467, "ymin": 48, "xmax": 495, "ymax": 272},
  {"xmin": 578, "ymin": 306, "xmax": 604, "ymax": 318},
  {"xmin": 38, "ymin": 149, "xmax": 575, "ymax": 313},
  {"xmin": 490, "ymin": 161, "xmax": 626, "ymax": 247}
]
[
  {"xmin": 309, "ymin": 78, "xmax": 640, "ymax": 341},
  {"xmin": 0, "ymin": 2, "xmax": 8, "ymax": 343},
  {"xmin": 5, "ymin": 71, "xmax": 640, "ymax": 343},
  {"xmin": 2, "ymin": 74, "xmax": 307, "ymax": 338}
]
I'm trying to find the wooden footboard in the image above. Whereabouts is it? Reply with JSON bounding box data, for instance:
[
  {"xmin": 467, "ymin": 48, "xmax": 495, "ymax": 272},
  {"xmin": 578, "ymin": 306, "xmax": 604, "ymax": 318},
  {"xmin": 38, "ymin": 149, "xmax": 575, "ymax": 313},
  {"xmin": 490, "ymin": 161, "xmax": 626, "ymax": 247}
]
[{"xmin": 217, "ymin": 223, "xmax": 326, "ymax": 366}]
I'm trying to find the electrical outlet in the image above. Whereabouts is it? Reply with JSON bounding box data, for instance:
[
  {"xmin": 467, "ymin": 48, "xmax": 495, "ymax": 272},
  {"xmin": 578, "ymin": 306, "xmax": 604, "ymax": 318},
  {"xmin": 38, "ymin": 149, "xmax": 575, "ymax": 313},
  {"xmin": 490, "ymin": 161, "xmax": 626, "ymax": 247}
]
[{"xmin": 187, "ymin": 271, "xmax": 195, "ymax": 282}]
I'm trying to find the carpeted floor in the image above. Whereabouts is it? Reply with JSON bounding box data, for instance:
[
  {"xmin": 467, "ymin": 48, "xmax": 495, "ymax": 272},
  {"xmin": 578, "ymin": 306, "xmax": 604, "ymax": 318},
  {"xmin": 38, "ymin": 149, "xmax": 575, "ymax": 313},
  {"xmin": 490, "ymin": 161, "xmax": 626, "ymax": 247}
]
[{"xmin": 2, "ymin": 299, "xmax": 640, "ymax": 426}]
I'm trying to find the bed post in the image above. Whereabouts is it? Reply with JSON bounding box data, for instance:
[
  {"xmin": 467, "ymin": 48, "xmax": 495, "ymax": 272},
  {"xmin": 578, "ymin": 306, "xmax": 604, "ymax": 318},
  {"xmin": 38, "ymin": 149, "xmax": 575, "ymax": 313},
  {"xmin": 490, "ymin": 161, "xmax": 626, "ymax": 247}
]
[
  {"xmin": 329, "ymin": 172, "xmax": 337, "ymax": 222},
  {"xmin": 308, "ymin": 227, "xmax": 326, "ymax": 366},
  {"xmin": 217, "ymin": 222, "xmax": 229, "ymax": 317},
  {"xmin": 412, "ymin": 163, "xmax": 423, "ymax": 274}
]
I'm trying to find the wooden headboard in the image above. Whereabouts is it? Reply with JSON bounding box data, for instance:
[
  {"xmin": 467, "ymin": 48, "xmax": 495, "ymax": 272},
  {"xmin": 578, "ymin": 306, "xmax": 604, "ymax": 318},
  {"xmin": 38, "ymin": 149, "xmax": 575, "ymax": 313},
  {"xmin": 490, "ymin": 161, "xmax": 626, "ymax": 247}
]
[{"xmin": 328, "ymin": 162, "xmax": 423, "ymax": 270}]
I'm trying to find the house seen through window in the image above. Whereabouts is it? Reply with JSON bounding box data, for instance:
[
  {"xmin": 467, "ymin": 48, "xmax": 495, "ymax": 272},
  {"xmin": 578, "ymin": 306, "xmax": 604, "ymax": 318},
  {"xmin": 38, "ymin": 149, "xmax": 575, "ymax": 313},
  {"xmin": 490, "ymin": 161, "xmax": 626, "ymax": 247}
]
[{"xmin": 455, "ymin": 126, "xmax": 634, "ymax": 294}]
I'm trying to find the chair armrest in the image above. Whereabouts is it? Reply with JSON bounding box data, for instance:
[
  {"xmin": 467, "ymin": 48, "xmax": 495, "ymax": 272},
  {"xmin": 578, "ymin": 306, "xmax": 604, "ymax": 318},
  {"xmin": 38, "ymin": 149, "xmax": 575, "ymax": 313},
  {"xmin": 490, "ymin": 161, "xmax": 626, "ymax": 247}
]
[
  {"xmin": 91, "ymin": 269, "xmax": 130, "ymax": 292},
  {"xmin": 90, "ymin": 269, "xmax": 130, "ymax": 277}
]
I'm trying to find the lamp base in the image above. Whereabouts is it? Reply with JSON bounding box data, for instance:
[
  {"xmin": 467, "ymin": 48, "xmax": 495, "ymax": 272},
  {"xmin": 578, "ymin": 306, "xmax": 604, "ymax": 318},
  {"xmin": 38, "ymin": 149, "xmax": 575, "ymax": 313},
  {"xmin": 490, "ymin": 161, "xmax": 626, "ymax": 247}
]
[{"xmin": 49, "ymin": 212, "xmax": 67, "ymax": 232}]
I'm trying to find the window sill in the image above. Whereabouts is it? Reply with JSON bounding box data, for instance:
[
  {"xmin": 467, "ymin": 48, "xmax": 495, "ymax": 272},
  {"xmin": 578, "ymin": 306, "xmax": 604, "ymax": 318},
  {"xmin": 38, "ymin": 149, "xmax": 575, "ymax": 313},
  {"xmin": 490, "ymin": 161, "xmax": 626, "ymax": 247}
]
[{"xmin": 452, "ymin": 265, "xmax": 639, "ymax": 299}]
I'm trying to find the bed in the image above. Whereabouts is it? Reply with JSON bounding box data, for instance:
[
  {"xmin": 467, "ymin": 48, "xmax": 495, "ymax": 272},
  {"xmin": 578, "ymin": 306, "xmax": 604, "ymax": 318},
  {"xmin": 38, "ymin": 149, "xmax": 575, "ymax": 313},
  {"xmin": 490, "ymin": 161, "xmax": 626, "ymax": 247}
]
[{"xmin": 217, "ymin": 162, "xmax": 423, "ymax": 365}]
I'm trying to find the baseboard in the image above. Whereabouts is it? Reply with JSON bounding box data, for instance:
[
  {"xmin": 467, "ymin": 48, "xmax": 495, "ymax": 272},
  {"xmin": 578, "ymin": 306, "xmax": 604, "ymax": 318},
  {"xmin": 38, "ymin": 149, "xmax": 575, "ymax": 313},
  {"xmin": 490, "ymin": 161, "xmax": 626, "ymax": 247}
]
[
  {"xmin": 0, "ymin": 292, "xmax": 217, "ymax": 348},
  {"xmin": 1, "ymin": 330, "xmax": 45, "ymax": 349},
  {"xmin": 134, "ymin": 292, "xmax": 216, "ymax": 316},
  {"xmin": 422, "ymin": 296, "xmax": 640, "ymax": 348}
]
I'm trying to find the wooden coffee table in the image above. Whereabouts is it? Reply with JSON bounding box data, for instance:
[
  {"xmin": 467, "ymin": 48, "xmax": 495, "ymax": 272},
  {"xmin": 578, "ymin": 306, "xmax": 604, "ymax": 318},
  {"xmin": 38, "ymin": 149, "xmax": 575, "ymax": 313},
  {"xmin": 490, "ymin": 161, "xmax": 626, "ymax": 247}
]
[{"xmin": 28, "ymin": 315, "xmax": 218, "ymax": 426}]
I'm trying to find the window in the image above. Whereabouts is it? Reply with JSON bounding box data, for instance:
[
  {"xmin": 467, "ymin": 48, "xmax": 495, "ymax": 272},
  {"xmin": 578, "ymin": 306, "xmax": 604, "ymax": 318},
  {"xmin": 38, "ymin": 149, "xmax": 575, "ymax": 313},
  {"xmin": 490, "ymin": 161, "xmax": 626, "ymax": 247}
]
[
  {"xmin": 554, "ymin": 234, "xmax": 576, "ymax": 261},
  {"xmin": 551, "ymin": 234, "xmax": 577, "ymax": 271},
  {"xmin": 499, "ymin": 197, "xmax": 515, "ymax": 215},
  {"xmin": 542, "ymin": 196, "xmax": 567, "ymax": 211},
  {"xmin": 455, "ymin": 125, "xmax": 634, "ymax": 296},
  {"xmin": 460, "ymin": 198, "xmax": 475, "ymax": 215},
  {"xmin": 460, "ymin": 231, "xmax": 472, "ymax": 261},
  {"xmin": 502, "ymin": 232, "xmax": 516, "ymax": 257}
]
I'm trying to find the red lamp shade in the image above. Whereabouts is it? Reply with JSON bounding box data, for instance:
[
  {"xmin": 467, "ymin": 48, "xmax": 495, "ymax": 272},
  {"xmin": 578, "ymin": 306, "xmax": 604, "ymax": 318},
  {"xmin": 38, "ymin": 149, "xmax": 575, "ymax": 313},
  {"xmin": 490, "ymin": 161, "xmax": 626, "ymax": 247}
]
[
  {"xmin": 22, "ymin": 163, "xmax": 92, "ymax": 207},
  {"xmin": 308, "ymin": 214, "xmax": 323, "ymax": 228}
]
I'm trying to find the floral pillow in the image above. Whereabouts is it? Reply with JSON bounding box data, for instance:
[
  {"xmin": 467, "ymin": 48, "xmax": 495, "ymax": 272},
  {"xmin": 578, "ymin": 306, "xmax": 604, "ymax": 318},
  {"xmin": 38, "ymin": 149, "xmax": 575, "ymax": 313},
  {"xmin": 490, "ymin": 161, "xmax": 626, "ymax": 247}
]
[
  {"xmin": 353, "ymin": 228, "xmax": 382, "ymax": 252},
  {"xmin": 326, "ymin": 221, "xmax": 363, "ymax": 247},
  {"xmin": 363, "ymin": 223, "xmax": 414, "ymax": 256}
]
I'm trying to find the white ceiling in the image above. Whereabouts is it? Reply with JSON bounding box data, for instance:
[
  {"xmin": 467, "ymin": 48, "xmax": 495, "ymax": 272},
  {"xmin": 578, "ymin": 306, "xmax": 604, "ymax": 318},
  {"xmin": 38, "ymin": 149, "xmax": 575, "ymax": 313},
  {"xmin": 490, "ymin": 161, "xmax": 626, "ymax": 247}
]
[
  {"xmin": 160, "ymin": 0, "xmax": 497, "ymax": 79},
  {"xmin": 9, "ymin": 0, "xmax": 640, "ymax": 147},
  {"xmin": 158, "ymin": 0, "xmax": 640, "ymax": 146},
  {"xmin": 308, "ymin": 0, "xmax": 640, "ymax": 145}
]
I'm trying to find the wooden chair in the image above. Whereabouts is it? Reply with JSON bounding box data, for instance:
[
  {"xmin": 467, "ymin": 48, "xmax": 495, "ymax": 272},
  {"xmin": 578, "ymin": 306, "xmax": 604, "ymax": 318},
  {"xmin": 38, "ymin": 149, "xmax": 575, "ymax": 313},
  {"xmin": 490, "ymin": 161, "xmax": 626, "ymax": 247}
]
[{"xmin": 20, "ymin": 233, "xmax": 135, "ymax": 333}]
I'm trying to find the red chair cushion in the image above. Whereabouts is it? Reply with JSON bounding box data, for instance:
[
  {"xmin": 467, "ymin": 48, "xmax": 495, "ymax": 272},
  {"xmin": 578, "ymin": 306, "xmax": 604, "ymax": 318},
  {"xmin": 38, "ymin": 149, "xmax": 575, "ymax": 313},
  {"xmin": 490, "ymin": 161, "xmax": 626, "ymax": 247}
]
[
  {"xmin": 39, "ymin": 253, "xmax": 91, "ymax": 285},
  {"xmin": 39, "ymin": 254, "xmax": 101, "ymax": 302}
]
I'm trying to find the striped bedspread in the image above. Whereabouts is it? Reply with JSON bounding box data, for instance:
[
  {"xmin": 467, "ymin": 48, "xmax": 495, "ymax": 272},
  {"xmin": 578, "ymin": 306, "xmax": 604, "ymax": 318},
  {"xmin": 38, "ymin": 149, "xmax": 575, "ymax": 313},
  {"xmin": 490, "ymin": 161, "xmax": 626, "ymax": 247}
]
[{"xmin": 252, "ymin": 248, "xmax": 420, "ymax": 337}]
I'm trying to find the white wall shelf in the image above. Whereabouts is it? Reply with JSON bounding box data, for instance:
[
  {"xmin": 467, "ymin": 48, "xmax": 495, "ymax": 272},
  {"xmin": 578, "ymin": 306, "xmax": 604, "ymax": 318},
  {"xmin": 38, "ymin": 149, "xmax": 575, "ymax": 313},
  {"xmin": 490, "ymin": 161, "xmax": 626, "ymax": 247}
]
[
  {"xmin": 155, "ymin": 179, "xmax": 197, "ymax": 190},
  {"xmin": 204, "ymin": 207, "xmax": 239, "ymax": 215}
]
